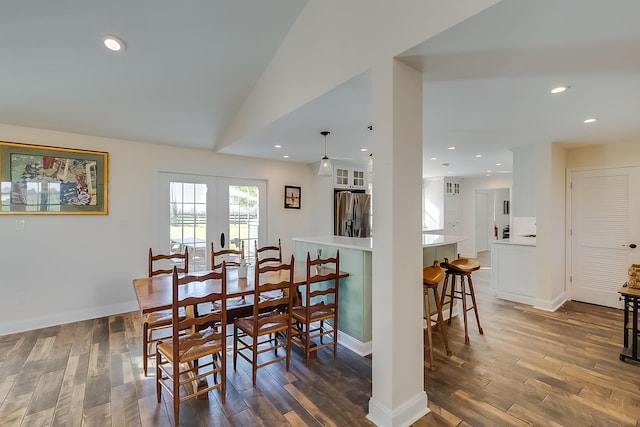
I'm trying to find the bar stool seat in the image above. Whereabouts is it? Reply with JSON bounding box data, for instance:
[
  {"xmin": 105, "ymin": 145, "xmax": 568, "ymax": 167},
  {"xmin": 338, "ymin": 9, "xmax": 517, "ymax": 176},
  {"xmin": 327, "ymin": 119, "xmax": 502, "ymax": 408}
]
[
  {"xmin": 440, "ymin": 257, "xmax": 483, "ymax": 344},
  {"xmin": 423, "ymin": 260, "xmax": 452, "ymax": 369}
]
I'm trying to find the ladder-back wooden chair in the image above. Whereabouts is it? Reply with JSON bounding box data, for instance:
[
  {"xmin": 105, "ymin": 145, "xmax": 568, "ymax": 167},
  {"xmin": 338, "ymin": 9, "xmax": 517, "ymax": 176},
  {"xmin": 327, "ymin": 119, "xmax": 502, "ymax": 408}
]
[
  {"xmin": 233, "ymin": 255, "xmax": 294, "ymax": 386},
  {"xmin": 156, "ymin": 264, "xmax": 227, "ymax": 425},
  {"xmin": 143, "ymin": 247, "xmax": 189, "ymax": 376},
  {"xmin": 292, "ymin": 251, "xmax": 340, "ymax": 364}
]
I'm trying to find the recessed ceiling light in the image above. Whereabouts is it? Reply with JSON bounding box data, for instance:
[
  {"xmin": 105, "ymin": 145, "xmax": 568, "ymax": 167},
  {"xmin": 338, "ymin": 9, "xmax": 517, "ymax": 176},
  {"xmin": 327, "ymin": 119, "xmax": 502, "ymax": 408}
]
[
  {"xmin": 584, "ymin": 117, "xmax": 598, "ymax": 124},
  {"xmin": 475, "ymin": 154, "xmax": 482, "ymax": 158},
  {"xmin": 486, "ymin": 169, "xmax": 492, "ymax": 173},
  {"xmin": 550, "ymin": 85, "xmax": 569, "ymax": 94},
  {"xmin": 447, "ymin": 171, "xmax": 452, "ymax": 174},
  {"xmin": 360, "ymin": 148, "xmax": 368, "ymax": 152},
  {"xmin": 104, "ymin": 35, "xmax": 126, "ymax": 52},
  {"xmin": 283, "ymin": 155, "xmax": 289, "ymax": 158},
  {"xmin": 274, "ymin": 144, "xmax": 282, "ymax": 148},
  {"xmin": 448, "ymin": 146, "xmax": 456, "ymax": 150},
  {"xmin": 430, "ymin": 157, "xmax": 437, "ymax": 161},
  {"xmin": 496, "ymin": 163, "xmax": 502, "ymax": 166},
  {"xmin": 486, "ymin": 173, "xmax": 491, "ymax": 177}
]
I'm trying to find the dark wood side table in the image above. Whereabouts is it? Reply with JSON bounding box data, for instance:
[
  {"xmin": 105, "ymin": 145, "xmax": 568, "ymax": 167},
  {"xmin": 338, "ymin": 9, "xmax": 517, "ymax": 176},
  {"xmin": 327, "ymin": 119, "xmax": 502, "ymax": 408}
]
[{"xmin": 619, "ymin": 286, "xmax": 640, "ymax": 362}]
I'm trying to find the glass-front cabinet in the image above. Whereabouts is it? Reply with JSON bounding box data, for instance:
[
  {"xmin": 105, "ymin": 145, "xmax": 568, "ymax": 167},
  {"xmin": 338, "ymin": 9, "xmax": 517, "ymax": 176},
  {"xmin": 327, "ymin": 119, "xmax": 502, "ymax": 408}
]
[{"xmin": 335, "ymin": 165, "xmax": 366, "ymax": 190}]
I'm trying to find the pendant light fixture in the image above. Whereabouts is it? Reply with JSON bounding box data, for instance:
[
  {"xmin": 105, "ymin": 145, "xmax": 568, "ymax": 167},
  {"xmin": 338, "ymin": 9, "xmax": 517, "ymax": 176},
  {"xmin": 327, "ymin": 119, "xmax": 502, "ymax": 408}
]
[{"xmin": 318, "ymin": 131, "xmax": 333, "ymax": 176}]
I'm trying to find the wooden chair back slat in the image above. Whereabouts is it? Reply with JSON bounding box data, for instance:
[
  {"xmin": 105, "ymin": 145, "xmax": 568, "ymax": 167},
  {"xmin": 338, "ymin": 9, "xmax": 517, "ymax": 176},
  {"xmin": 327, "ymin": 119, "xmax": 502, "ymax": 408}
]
[
  {"xmin": 149, "ymin": 247, "xmax": 188, "ymax": 277},
  {"xmin": 255, "ymin": 239, "xmax": 282, "ymax": 266},
  {"xmin": 211, "ymin": 241, "xmax": 245, "ymax": 270}
]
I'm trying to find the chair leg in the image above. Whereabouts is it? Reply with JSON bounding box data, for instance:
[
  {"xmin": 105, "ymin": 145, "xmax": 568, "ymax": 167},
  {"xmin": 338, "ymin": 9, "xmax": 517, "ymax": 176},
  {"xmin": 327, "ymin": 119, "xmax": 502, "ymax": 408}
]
[
  {"xmin": 446, "ymin": 274, "xmax": 456, "ymax": 325},
  {"xmin": 433, "ymin": 287, "xmax": 451, "ymax": 356},
  {"xmin": 143, "ymin": 322, "xmax": 150, "ymax": 376},
  {"xmin": 252, "ymin": 335, "xmax": 258, "ymax": 386},
  {"xmin": 467, "ymin": 274, "xmax": 484, "ymax": 335},
  {"xmin": 233, "ymin": 325, "xmax": 238, "ymax": 370},
  {"xmin": 460, "ymin": 276, "xmax": 470, "ymax": 344},
  {"xmin": 156, "ymin": 348, "xmax": 162, "ymax": 403},
  {"xmin": 424, "ymin": 288, "xmax": 434, "ymax": 370},
  {"xmin": 220, "ymin": 349, "xmax": 226, "ymax": 404},
  {"xmin": 305, "ymin": 321, "xmax": 311, "ymax": 365},
  {"xmin": 285, "ymin": 325, "xmax": 292, "ymax": 372}
]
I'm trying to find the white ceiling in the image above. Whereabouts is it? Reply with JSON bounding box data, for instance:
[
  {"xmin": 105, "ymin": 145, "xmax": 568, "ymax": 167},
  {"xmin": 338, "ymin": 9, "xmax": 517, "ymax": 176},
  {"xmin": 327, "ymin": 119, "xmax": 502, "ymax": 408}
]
[
  {"xmin": 0, "ymin": 0, "xmax": 307, "ymax": 149},
  {"xmin": 2, "ymin": 1, "xmax": 640, "ymax": 179}
]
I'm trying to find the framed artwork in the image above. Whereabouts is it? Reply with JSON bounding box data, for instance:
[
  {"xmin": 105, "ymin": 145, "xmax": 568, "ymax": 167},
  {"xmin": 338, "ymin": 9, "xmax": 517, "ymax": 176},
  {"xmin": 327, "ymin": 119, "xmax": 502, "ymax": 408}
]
[
  {"xmin": 0, "ymin": 141, "xmax": 108, "ymax": 215},
  {"xmin": 284, "ymin": 185, "xmax": 301, "ymax": 209}
]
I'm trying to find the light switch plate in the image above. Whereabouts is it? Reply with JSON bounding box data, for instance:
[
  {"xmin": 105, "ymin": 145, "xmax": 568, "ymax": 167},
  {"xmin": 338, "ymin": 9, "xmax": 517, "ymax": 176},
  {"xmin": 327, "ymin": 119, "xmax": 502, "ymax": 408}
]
[{"xmin": 15, "ymin": 219, "xmax": 25, "ymax": 231}]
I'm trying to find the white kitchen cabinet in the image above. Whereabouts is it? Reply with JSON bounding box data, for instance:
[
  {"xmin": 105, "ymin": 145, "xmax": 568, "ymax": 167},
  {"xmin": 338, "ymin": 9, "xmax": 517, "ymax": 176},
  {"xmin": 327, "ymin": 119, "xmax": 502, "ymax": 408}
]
[
  {"xmin": 335, "ymin": 164, "xmax": 366, "ymax": 190},
  {"xmin": 423, "ymin": 177, "xmax": 463, "ymax": 232},
  {"xmin": 491, "ymin": 239, "xmax": 536, "ymax": 305}
]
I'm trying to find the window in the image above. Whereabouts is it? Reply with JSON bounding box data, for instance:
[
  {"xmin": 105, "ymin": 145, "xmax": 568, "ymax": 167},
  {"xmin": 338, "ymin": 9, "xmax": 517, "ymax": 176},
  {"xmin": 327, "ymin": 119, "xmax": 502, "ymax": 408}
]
[
  {"xmin": 228, "ymin": 185, "xmax": 260, "ymax": 259},
  {"xmin": 170, "ymin": 182, "xmax": 208, "ymax": 270},
  {"xmin": 158, "ymin": 173, "xmax": 267, "ymax": 272}
]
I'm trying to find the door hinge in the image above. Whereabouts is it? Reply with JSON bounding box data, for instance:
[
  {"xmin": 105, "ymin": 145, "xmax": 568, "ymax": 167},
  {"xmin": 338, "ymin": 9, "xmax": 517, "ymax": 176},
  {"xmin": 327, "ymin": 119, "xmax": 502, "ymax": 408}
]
[
  {"xmin": 570, "ymin": 182, "xmax": 573, "ymax": 189},
  {"xmin": 570, "ymin": 275, "xmax": 572, "ymax": 283}
]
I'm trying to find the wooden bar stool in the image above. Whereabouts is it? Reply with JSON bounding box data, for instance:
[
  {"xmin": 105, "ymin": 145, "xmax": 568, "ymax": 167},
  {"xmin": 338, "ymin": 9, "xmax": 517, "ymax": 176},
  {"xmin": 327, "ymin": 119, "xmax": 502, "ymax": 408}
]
[
  {"xmin": 440, "ymin": 257, "xmax": 484, "ymax": 344},
  {"xmin": 423, "ymin": 260, "xmax": 452, "ymax": 369}
]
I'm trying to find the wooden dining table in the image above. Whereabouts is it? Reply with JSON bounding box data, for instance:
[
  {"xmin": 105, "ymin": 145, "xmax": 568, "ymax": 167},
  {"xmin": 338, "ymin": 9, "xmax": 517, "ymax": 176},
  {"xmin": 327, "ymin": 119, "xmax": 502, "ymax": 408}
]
[{"xmin": 133, "ymin": 261, "xmax": 349, "ymax": 315}]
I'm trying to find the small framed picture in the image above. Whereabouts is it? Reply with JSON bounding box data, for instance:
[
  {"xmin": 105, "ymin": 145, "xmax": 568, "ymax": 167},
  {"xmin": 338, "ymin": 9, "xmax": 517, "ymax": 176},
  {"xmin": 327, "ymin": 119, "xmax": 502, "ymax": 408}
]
[{"xmin": 284, "ymin": 185, "xmax": 301, "ymax": 209}]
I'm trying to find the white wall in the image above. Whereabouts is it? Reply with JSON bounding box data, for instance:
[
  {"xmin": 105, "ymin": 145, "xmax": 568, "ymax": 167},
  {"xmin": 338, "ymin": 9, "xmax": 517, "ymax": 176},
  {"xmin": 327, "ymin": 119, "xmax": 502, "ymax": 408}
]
[
  {"xmin": 458, "ymin": 174, "xmax": 512, "ymax": 257},
  {"xmin": 566, "ymin": 140, "xmax": 640, "ymax": 169},
  {"xmin": 0, "ymin": 124, "xmax": 324, "ymax": 335}
]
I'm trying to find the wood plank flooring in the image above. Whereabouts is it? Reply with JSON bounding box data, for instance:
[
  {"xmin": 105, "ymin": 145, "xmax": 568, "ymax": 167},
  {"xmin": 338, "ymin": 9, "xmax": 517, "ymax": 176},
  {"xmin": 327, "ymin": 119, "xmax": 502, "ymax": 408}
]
[{"xmin": 2, "ymin": 253, "xmax": 639, "ymax": 426}]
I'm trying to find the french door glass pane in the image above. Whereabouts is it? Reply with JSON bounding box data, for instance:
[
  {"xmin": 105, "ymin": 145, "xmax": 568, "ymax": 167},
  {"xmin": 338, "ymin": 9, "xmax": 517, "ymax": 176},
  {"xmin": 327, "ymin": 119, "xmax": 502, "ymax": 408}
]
[
  {"xmin": 228, "ymin": 185, "xmax": 259, "ymax": 260},
  {"xmin": 170, "ymin": 181, "xmax": 207, "ymax": 271}
]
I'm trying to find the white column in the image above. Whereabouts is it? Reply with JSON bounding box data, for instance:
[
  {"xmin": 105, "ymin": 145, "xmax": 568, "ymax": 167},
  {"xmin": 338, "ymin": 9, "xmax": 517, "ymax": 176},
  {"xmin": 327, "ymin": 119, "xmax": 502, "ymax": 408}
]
[{"xmin": 367, "ymin": 58, "xmax": 426, "ymax": 426}]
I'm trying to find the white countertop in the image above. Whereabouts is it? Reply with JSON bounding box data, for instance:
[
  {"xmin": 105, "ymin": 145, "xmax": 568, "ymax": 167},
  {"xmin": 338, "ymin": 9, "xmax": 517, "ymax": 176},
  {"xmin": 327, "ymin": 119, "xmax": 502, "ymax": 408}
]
[
  {"xmin": 492, "ymin": 237, "xmax": 536, "ymax": 247},
  {"xmin": 292, "ymin": 236, "xmax": 373, "ymax": 251},
  {"xmin": 293, "ymin": 234, "xmax": 466, "ymax": 251},
  {"xmin": 421, "ymin": 234, "xmax": 466, "ymax": 248}
]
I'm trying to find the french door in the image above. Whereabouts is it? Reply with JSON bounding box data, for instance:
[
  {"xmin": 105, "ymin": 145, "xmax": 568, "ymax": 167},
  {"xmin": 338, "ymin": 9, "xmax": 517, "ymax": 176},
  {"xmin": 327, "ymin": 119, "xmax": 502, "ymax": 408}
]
[
  {"xmin": 158, "ymin": 172, "xmax": 266, "ymax": 272},
  {"xmin": 570, "ymin": 167, "xmax": 640, "ymax": 308}
]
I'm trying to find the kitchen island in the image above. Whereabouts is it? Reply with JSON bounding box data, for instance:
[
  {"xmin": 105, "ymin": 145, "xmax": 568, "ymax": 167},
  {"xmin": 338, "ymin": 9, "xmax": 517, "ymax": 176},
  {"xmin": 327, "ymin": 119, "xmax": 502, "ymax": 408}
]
[{"xmin": 292, "ymin": 234, "xmax": 465, "ymax": 356}]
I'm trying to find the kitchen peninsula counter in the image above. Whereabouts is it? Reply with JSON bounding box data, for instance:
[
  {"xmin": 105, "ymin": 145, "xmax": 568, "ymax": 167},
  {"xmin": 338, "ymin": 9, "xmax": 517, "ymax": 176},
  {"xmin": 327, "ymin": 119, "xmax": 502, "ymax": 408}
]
[
  {"xmin": 292, "ymin": 234, "xmax": 465, "ymax": 356},
  {"xmin": 491, "ymin": 237, "xmax": 536, "ymax": 305}
]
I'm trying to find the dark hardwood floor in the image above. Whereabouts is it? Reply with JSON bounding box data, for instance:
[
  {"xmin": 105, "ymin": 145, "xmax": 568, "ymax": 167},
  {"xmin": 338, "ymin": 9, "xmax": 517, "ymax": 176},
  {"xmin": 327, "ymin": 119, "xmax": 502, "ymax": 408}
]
[{"xmin": 1, "ymin": 253, "xmax": 639, "ymax": 426}]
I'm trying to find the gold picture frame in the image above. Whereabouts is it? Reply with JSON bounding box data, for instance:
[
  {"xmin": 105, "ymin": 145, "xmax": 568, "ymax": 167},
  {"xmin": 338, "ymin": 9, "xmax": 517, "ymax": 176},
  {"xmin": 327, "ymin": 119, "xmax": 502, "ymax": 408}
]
[{"xmin": 0, "ymin": 141, "xmax": 108, "ymax": 215}]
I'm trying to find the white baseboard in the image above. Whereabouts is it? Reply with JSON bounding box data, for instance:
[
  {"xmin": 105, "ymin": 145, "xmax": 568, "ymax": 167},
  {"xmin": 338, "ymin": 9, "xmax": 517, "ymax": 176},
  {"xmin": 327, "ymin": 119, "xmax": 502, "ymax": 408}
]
[
  {"xmin": 0, "ymin": 300, "xmax": 140, "ymax": 336},
  {"xmin": 338, "ymin": 331, "xmax": 372, "ymax": 356},
  {"xmin": 534, "ymin": 292, "xmax": 567, "ymax": 312},
  {"xmin": 496, "ymin": 290, "xmax": 538, "ymax": 307},
  {"xmin": 367, "ymin": 391, "xmax": 429, "ymax": 427}
]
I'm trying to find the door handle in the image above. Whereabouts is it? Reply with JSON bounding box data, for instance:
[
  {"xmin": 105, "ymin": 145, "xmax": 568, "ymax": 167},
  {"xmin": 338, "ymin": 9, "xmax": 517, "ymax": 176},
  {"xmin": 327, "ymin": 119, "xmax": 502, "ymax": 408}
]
[
  {"xmin": 220, "ymin": 232, "xmax": 225, "ymax": 248},
  {"xmin": 630, "ymin": 243, "xmax": 637, "ymax": 249}
]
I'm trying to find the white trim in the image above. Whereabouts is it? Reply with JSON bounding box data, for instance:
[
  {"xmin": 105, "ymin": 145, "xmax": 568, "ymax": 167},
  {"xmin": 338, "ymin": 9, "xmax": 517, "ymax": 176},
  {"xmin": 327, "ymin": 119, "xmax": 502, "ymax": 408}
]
[
  {"xmin": 533, "ymin": 292, "xmax": 567, "ymax": 312},
  {"xmin": 0, "ymin": 301, "xmax": 139, "ymax": 336},
  {"xmin": 367, "ymin": 391, "xmax": 429, "ymax": 427},
  {"xmin": 495, "ymin": 291, "xmax": 538, "ymax": 307},
  {"xmin": 338, "ymin": 330, "xmax": 372, "ymax": 356}
]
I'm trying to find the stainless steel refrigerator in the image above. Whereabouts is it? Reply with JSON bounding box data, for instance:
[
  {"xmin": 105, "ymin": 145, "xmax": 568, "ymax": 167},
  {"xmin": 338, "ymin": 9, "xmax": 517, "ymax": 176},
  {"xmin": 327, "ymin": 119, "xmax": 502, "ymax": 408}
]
[{"xmin": 335, "ymin": 191, "xmax": 371, "ymax": 237}]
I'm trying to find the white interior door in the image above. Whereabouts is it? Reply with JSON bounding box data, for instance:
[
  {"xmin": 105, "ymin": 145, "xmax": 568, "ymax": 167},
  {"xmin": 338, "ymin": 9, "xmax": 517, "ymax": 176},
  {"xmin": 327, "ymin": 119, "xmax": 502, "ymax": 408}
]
[
  {"xmin": 571, "ymin": 167, "xmax": 640, "ymax": 308},
  {"xmin": 475, "ymin": 191, "xmax": 489, "ymax": 253}
]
